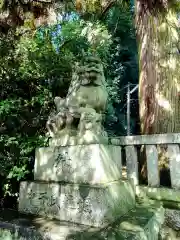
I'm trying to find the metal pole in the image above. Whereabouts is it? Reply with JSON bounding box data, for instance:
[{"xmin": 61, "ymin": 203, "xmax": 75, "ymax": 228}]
[
  {"xmin": 127, "ymin": 83, "xmax": 130, "ymax": 135},
  {"xmin": 130, "ymin": 84, "xmax": 139, "ymax": 94}
]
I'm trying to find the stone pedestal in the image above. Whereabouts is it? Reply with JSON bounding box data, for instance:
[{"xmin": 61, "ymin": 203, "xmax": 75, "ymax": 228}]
[
  {"xmin": 34, "ymin": 144, "xmax": 122, "ymax": 184},
  {"xmin": 19, "ymin": 144, "xmax": 135, "ymax": 228},
  {"xmin": 19, "ymin": 180, "xmax": 135, "ymax": 227}
]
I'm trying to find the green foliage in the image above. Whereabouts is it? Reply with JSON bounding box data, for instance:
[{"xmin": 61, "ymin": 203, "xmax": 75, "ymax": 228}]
[
  {"xmin": 103, "ymin": 3, "xmax": 139, "ymax": 136},
  {"xmin": 0, "ymin": 3, "xmax": 139, "ymax": 205}
]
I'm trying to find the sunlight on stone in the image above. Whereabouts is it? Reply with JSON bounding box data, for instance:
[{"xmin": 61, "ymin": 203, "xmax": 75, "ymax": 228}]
[
  {"xmin": 92, "ymin": 160, "xmax": 104, "ymax": 184},
  {"xmin": 120, "ymin": 221, "xmax": 143, "ymax": 231},
  {"xmin": 130, "ymin": 172, "xmax": 138, "ymax": 186},
  {"xmin": 136, "ymin": 186, "xmax": 140, "ymax": 195},
  {"xmin": 127, "ymin": 136, "xmax": 134, "ymax": 141},
  {"xmin": 60, "ymin": 194, "xmax": 66, "ymax": 209},
  {"xmin": 173, "ymin": 153, "xmax": 180, "ymax": 163},
  {"xmin": 44, "ymin": 169, "xmax": 54, "ymax": 180},
  {"xmin": 150, "ymin": 188, "xmax": 157, "ymax": 193},
  {"xmin": 39, "ymin": 149, "xmax": 48, "ymax": 166}
]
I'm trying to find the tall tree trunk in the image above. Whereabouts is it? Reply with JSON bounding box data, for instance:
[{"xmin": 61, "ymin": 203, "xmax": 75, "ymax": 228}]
[
  {"xmin": 135, "ymin": 2, "xmax": 180, "ymax": 183},
  {"xmin": 136, "ymin": 2, "xmax": 180, "ymax": 134}
]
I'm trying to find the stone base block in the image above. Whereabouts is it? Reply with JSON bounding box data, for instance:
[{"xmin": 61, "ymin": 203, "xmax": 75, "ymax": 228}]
[
  {"xmin": 0, "ymin": 203, "xmax": 164, "ymax": 240},
  {"xmin": 18, "ymin": 180, "xmax": 135, "ymax": 227},
  {"xmin": 96, "ymin": 202, "xmax": 165, "ymax": 240},
  {"xmin": 34, "ymin": 144, "xmax": 122, "ymax": 184},
  {"xmin": 0, "ymin": 217, "xmax": 96, "ymax": 240}
]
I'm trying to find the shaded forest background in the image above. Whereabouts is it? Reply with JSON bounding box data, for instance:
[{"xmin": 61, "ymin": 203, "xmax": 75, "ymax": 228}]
[{"xmin": 1, "ymin": 0, "xmax": 179, "ymax": 208}]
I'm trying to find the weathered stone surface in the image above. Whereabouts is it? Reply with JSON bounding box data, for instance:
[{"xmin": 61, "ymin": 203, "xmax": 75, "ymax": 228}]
[
  {"xmin": 46, "ymin": 56, "xmax": 108, "ymax": 146},
  {"xmin": 48, "ymin": 136, "xmax": 109, "ymax": 147},
  {"xmin": 164, "ymin": 209, "xmax": 180, "ymax": 230},
  {"xmin": 125, "ymin": 146, "xmax": 139, "ymax": 187},
  {"xmin": 18, "ymin": 180, "xmax": 135, "ymax": 227},
  {"xmin": 1, "ymin": 203, "xmax": 164, "ymax": 240},
  {"xmin": 111, "ymin": 133, "xmax": 180, "ymax": 145},
  {"xmin": 159, "ymin": 209, "xmax": 180, "ymax": 239},
  {"xmin": 146, "ymin": 145, "xmax": 159, "ymax": 187},
  {"xmin": 97, "ymin": 203, "xmax": 164, "ymax": 240},
  {"xmin": 167, "ymin": 144, "xmax": 180, "ymax": 190},
  {"xmin": 34, "ymin": 144, "xmax": 122, "ymax": 184},
  {"xmin": 138, "ymin": 186, "xmax": 180, "ymax": 203},
  {"xmin": 0, "ymin": 217, "xmax": 97, "ymax": 240}
]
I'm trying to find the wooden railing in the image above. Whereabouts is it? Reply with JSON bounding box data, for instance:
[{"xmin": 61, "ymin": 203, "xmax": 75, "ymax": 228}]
[{"xmin": 110, "ymin": 133, "xmax": 180, "ymax": 191}]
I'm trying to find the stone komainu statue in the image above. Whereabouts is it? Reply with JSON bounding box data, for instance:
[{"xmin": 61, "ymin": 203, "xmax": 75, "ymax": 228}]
[{"xmin": 46, "ymin": 56, "xmax": 108, "ymax": 145}]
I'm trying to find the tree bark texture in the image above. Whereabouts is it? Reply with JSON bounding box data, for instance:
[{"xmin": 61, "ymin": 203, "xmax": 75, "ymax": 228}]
[{"xmin": 136, "ymin": 2, "xmax": 180, "ymax": 134}]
